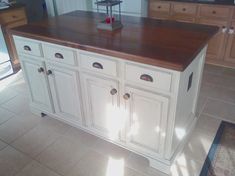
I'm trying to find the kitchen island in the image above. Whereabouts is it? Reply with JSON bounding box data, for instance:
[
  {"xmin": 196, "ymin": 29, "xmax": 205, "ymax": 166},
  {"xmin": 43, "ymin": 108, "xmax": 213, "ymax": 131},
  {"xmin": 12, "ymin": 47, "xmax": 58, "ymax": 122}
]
[{"xmin": 9, "ymin": 11, "xmax": 218, "ymax": 174}]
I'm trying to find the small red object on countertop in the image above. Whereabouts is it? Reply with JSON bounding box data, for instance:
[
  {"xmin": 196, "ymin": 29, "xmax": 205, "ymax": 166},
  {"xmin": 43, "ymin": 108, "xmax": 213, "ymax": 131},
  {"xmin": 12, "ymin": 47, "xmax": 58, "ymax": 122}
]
[{"xmin": 105, "ymin": 17, "xmax": 115, "ymax": 24}]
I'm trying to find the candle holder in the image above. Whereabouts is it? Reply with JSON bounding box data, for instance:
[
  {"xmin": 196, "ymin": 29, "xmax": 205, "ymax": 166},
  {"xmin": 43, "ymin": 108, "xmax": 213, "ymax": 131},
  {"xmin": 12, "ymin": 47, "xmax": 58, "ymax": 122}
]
[{"xmin": 95, "ymin": 0, "xmax": 123, "ymax": 31}]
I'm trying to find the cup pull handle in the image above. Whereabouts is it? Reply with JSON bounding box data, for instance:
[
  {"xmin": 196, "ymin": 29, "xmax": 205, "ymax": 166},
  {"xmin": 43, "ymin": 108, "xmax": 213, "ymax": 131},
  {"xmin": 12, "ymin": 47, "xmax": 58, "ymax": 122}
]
[
  {"xmin": 55, "ymin": 53, "xmax": 64, "ymax": 59},
  {"xmin": 92, "ymin": 62, "xmax": 103, "ymax": 69},
  {"xmin": 140, "ymin": 74, "xmax": 153, "ymax": 82},
  {"xmin": 24, "ymin": 45, "xmax": 31, "ymax": 51}
]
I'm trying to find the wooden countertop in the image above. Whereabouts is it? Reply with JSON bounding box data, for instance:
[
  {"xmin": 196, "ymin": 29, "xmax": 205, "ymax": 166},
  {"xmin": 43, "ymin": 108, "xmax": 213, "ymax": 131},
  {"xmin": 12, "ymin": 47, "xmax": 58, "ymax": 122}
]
[{"xmin": 9, "ymin": 11, "xmax": 218, "ymax": 71}]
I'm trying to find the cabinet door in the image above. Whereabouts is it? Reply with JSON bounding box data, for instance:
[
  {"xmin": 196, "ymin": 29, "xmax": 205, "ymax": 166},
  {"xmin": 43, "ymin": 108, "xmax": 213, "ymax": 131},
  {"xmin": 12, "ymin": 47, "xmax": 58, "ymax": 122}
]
[
  {"xmin": 225, "ymin": 22, "xmax": 235, "ymax": 63},
  {"xmin": 20, "ymin": 59, "xmax": 53, "ymax": 112},
  {"xmin": 81, "ymin": 74, "xmax": 121, "ymax": 140},
  {"xmin": 46, "ymin": 64, "xmax": 83, "ymax": 124},
  {"xmin": 197, "ymin": 19, "xmax": 228, "ymax": 62},
  {"xmin": 124, "ymin": 86, "xmax": 169, "ymax": 157}
]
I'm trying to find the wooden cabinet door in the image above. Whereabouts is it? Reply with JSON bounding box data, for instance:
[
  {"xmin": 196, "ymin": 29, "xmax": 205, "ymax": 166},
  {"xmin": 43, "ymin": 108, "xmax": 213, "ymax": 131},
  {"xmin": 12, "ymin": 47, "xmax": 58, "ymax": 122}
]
[
  {"xmin": 225, "ymin": 21, "xmax": 235, "ymax": 63},
  {"xmin": 197, "ymin": 19, "xmax": 228, "ymax": 61},
  {"xmin": 46, "ymin": 64, "xmax": 83, "ymax": 124},
  {"xmin": 124, "ymin": 86, "xmax": 169, "ymax": 157},
  {"xmin": 20, "ymin": 58, "xmax": 53, "ymax": 112},
  {"xmin": 81, "ymin": 74, "xmax": 121, "ymax": 140}
]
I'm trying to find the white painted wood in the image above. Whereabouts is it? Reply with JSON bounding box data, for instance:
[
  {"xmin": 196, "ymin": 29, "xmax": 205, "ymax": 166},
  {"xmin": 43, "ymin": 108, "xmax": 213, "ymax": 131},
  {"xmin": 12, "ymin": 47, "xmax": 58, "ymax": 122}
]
[
  {"xmin": 14, "ymin": 37, "xmax": 43, "ymax": 57},
  {"xmin": 20, "ymin": 58, "xmax": 53, "ymax": 113},
  {"xmin": 46, "ymin": 64, "xmax": 83, "ymax": 124},
  {"xmin": 81, "ymin": 73, "xmax": 121, "ymax": 140},
  {"xmin": 13, "ymin": 35, "xmax": 206, "ymax": 175},
  {"xmin": 80, "ymin": 52, "xmax": 118, "ymax": 77},
  {"xmin": 43, "ymin": 44, "xmax": 78, "ymax": 66},
  {"xmin": 124, "ymin": 86, "xmax": 169, "ymax": 158},
  {"xmin": 125, "ymin": 63, "xmax": 172, "ymax": 92}
]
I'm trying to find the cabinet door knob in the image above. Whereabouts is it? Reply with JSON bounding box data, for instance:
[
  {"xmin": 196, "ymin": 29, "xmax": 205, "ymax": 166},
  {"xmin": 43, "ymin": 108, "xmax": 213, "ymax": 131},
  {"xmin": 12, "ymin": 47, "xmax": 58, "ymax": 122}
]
[
  {"xmin": 24, "ymin": 45, "xmax": 31, "ymax": 51},
  {"xmin": 182, "ymin": 8, "xmax": 186, "ymax": 11},
  {"xmin": 212, "ymin": 10, "xmax": 216, "ymax": 14},
  {"xmin": 46, "ymin": 70, "xmax": 52, "ymax": 75},
  {"xmin": 92, "ymin": 62, "xmax": 103, "ymax": 69},
  {"xmin": 157, "ymin": 6, "xmax": 161, "ymax": 9},
  {"xmin": 123, "ymin": 93, "xmax": 130, "ymax": 100},
  {"xmin": 110, "ymin": 88, "xmax": 117, "ymax": 95},
  {"xmin": 140, "ymin": 74, "xmax": 153, "ymax": 82},
  {"xmin": 55, "ymin": 53, "xmax": 64, "ymax": 59},
  {"xmin": 38, "ymin": 67, "xmax": 44, "ymax": 73},
  {"xmin": 222, "ymin": 26, "xmax": 227, "ymax": 33},
  {"xmin": 229, "ymin": 27, "xmax": 234, "ymax": 34}
]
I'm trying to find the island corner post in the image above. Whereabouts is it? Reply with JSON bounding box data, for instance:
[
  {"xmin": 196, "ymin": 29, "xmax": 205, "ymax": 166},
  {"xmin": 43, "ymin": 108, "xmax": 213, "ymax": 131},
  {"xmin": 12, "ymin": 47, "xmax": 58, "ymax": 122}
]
[{"xmin": 8, "ymin": 11, "xmax": 218, "ymax": 174}]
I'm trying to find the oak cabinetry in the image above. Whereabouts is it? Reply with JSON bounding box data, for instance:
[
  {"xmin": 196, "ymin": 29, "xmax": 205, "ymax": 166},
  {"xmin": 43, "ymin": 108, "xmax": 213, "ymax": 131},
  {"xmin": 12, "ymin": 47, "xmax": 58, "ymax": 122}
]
[
  {"xmin": 0, "ymin": 5, "xmax": 27, "ymax": 70},
  {"xmin": 148, "ymin": 1, "xmax": 235, "ymax": 68},
  {"xmin": 148, "ymin": 0, "xmax": 171, "ymax": 19},
  {"xmin": 225, "ymin": 21, "xmax": 235, "ymax": 63}
]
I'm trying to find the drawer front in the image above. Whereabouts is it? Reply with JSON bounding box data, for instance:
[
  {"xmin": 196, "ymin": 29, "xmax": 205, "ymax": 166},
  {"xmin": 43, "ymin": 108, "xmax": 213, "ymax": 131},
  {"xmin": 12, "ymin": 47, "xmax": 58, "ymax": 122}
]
[
  {"xmin": 14, "ymin": 37, "xmax": 43, "ymax": 57},
  {"xmin": 43, "ymin": 44, "xmax": 77, "ymax": 66},
  {"xmin": 0, "ymin": 8, "xmax": 26, "ymax": 24},
  {"xmin": 80, "ymin": 53, "xmax": 117, "ymax": 77},
  {"xmin": 125, "ymin": 64, "xmax": 172, "ymax": 92},
  {"xmin": 199, "ymin": 5, "xmax": 231, "ymax": 18},
  {"xmin": 172, "ymin": 3, "xmax": 197, "ymax": 16},
  {"xmin": 149, "ymin": 1, "xmax": 171, "ymax": 13}
]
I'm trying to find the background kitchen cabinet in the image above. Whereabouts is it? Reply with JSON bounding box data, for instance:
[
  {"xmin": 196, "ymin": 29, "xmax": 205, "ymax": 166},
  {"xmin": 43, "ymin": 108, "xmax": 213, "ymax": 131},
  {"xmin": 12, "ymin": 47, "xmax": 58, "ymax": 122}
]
[
  {"xmin": 46, "ymin": 64, "xmax": 83, "ymax": 124},
  {"xmin": 225, "ymin": 21, "xmax": 235, "ymax": 63},
  {"xmin": 20, "ymin": 58, "xmax": 53, "ymax": 112}
]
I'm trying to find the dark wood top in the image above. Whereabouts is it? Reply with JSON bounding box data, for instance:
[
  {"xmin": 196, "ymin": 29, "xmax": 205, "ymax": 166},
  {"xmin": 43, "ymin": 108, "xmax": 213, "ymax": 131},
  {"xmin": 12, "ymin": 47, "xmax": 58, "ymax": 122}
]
[{"xmin": 9, "ymin": 11, "xmax": 218, "ymax": 71}]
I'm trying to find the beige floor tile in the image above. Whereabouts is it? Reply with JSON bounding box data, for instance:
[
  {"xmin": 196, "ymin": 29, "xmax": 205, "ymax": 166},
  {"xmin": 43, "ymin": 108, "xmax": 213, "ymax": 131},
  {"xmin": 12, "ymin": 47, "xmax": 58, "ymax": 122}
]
[
  {"xmin": 196, "ymin": 114, "xmax": 221, "ymax": 135},
  {"xmin": 204, "ymin": 64, "xmax": 224, "ymax": 75},
  {"xmin": 63, "ymin": 127, "xmax": 98, "ymax": 147},
  {"xmin": 203, "ymin": 98, "xmax": 235, "ymax": 123},
  {"xmin": 0, "ymin": 112, "xmax": 42, "ymax": 143},
  {"xmin": 36, "ymin": 136, "xmax": 89, "ymax": 175},
  {"xmin": 12, "ymin": 125, "xmax": 61, "ymax": 158},
  {"xmin": 68, "ymin": 150, "xmax": 144, "ymax": 176},
  {"xmin": 15, "ymin": 160, "xmax": 60, "ymax": 176},
  {"xmin": 196, "ymin": 95, "xmax": 208, "ymax": 116},
  {"xmin": 37, "ymin": 116, "xmax": 71, "ymax": 135},
  {"xmin": 2, "ymin": 95, "xmax": 30, "ymax": 114},
  {"xmin": 94, "ymin": 138, "xmax": 131, "ymax": 160},
  {"xmin": 0, "ymin": 88, "xmax": 18, "ymax": 105},
  {"xmin": 0, "ymin": 146, "xmax": 31, "ymax": 176},
  {"xmin": 0, "ymin": 140, "xmax": 7, "ymax": 151},
  {"xmin": 7, "ymin": 78, "xmax": 29, "ymax": 96},
  {"xmin": 200, "ymin": 83, "xmax": 235, "ymax": 104},
  {"xmin": 0, "ymin": 107, "xmax": 15, "ymax": 125},
  {"xmin": 222, "ymin": 67, "xmax": 235, "ymax": 77},
  {"xmin": 126, "ymin": 152, "xmax": 168, "ymax": 176},
  {"xmin": 172, "ymin": 153, "xmax": 204, "ymax": 176}
]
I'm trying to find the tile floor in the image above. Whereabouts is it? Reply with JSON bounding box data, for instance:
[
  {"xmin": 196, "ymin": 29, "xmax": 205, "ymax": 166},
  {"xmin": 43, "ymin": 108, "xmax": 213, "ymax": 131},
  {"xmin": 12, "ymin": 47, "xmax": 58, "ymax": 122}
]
[{"xmin": 0, "ymin": 64, "xmax": 234, "ymax": 176}]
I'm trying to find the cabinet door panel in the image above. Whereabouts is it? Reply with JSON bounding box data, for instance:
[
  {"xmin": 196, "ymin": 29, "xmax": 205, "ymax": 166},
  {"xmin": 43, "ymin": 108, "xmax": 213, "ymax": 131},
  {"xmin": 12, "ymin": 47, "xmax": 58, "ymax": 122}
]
[
  {"xmin": 125, "ymin": 87, "xmax": 169, "ymax": 157},
  {"xmin": 47, "ymin": 65, "xmax": 82, "ymax": 123},
  {"xmin": 20, "ymin": 59, "xmax": 53, "ymax": 112},
  {"xmin": 225, "ymin": 22, "xmax": 235, "ymax": 63},
  {"xmin": 197, "ymin": 19, "xmax": 228, "ymax": 61},
  {"xmin": 81, "ymin": 74, "xmax": 120, "ymax": 139}
]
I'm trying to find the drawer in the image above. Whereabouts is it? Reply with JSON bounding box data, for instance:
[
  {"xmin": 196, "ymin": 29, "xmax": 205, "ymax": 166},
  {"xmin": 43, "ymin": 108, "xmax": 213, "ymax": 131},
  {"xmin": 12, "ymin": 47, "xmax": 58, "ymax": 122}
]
[
  {"xmin": 199, "ymin": 5, "xmax": 231, "ymax": 19},
  {"xmin": 149, "ymin": 1, "xmax": 171, "ymax": 13},
  {"xmin": 0, "ymin": 8, "xmax": 26, "ymax": 24},
  {"xmin": 14, "ymin": 37, "xmax": 43, "ymax": 57},
  {"xmin": 125, "ymin": 63, "xmax": 172, "ymax": 92},
  {"xmin": 172, "ymin": 3, "xmax": 197, "ymax": 16},
  {"xmin": 80, "ymin": 52, "xmax": 117, "ymax": 77},
  {"xmin": 43, "ymin": 44, "xmax": 78, "ymax": 66}
]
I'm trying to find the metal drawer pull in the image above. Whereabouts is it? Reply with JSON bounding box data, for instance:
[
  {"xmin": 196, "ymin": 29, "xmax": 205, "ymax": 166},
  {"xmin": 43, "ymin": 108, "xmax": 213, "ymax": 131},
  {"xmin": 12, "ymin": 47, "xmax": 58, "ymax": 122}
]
[
  {"xmin": 55, "ymin": 53, "xmax": 64, "ymax": 59},
  {"xmin": 123, "ymin": 93, "xmax": 130, "ymax": 100},
  {"xmin": 46, "ymin": 70, "xmax": 52, "ymax": 75},
  {"xmin": 182, "ymin": 8, "xmax": 186, "ymax": 11},
  {"xmin": 157, "ymin": 6, "xmax": 161, "ymax": 9},
  {"xmin": 229, "ymin": 27, "xmax": 234, "ymax": 34},
  {"xmin": 92, "ymin": 62, "xmax": 103, "ymax": 69},
  {"xmin": 140, "ymin": 74, "xmax": 153, "ymax": 82},
  {"xmin": 38, "ymin": 67, "xmax": 44, "ymax": 73},
  {"xmin": 110, "ymin": 88, "xmax": 117, "ymax": 95},
  {"xmin": 212, "ymin": 10, "xmax": 216, "ymax": 14},
  {"xmin": 24, "ymin": 45, "xmax": 31, "ymax": 51}
]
